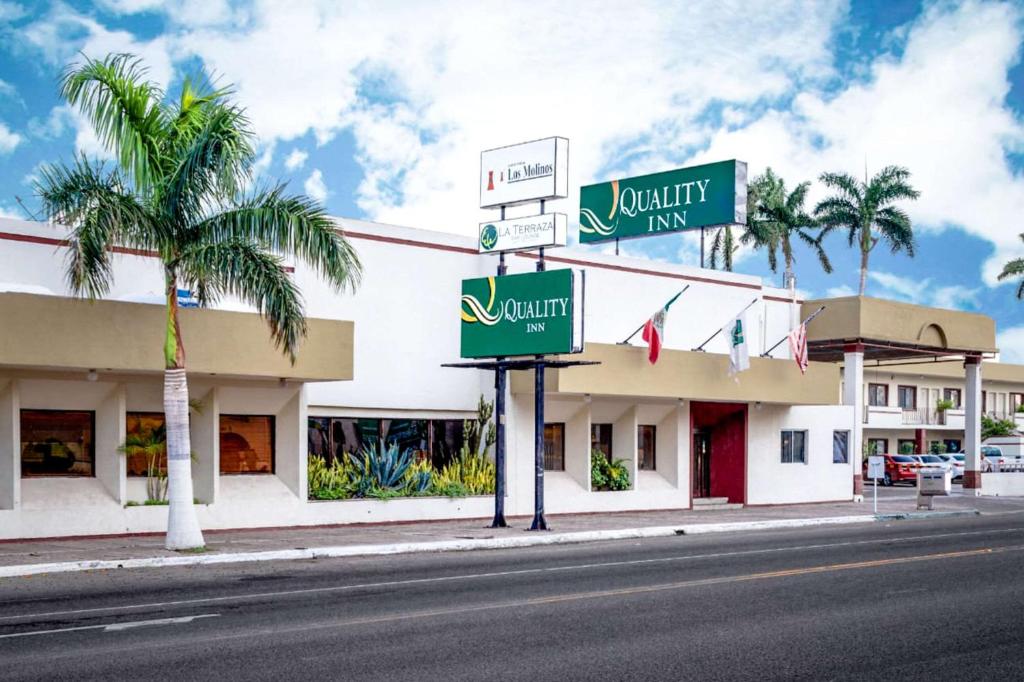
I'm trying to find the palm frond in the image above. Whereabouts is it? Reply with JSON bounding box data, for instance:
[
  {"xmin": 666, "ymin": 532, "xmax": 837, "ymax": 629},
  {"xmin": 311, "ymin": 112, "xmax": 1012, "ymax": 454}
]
[
  {"xmin": 195, "ymin": 186, "xmax": 362, "ymax": 291},
  {"xmin": 818, "ymin": 171, "xmax": 862, "ymax": 203},
  {"xmin": 60, "ymin": 53, "xmax": 167, "ymax": 191},
  {"xmin": 177, "ymin": 239, "xmax": 307, "ymax": 361},
  {"xmin": 164, "ymin": 103, "xmax": 255, "ymax": 222},
  {"xmin": 35, "ymin": 156, "xmax": 157, "ymax": 297}
]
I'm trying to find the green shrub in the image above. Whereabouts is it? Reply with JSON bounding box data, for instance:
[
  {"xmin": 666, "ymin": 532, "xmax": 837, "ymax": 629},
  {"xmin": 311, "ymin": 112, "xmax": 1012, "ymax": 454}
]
[
  {"xmin": 591, "ymin": 450, "xmax": 631, "ymax": 491},
  {"xmin": 935, "ymin": 398, "xmax": 955, "ymax": 412}
]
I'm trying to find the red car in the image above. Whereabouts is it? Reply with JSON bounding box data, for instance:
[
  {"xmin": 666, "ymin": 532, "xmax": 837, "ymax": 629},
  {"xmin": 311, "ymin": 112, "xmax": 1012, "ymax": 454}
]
[{"xmin": 863, "ymin": 454, "xmax": 919, "ymax": 486}]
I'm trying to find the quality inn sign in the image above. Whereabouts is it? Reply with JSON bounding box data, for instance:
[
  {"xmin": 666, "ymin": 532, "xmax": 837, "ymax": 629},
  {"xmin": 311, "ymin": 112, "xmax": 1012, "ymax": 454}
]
[
  {"xmin": 579, "ymin": 159, "xmax": 747, "ymax": 244},
  {"xmin": 460, "ymin": 269, "xmax": 584, "ymax": 358}
]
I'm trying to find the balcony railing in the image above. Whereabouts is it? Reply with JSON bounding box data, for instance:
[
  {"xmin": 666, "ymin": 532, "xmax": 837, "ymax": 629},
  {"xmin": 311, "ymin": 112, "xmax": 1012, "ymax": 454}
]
[{"xmin": 900, "ymin": 408, "xmax": 946, "ymax": 426}]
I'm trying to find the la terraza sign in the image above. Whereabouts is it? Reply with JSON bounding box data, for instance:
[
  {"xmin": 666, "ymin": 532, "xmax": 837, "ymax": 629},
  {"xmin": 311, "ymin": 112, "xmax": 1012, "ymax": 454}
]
[
  {"xmin": 579, "ymin": 159, "xmax": 747, "ymax": 244},
  {"xmin": 460, "ymin": 269, "xmax": 583, "ymax": 358},
  {"xmin": 480, "ymin": 137, "xmax": 569, "ymax": 209},
  {"xmin": 478, "ymin": 213, "xmax": 567, "ymax": 254}
]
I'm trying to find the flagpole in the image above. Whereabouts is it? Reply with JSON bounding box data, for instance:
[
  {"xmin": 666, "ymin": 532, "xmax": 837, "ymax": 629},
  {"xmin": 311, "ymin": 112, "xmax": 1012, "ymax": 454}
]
[
  {"xmin": 620, "ymin": 285, "xmax": 689, "ymax": 345},
  {"xmin": 761, "ymin": 305, "xmax": 826, "ymax": 358},
  {"xmin": 692, "ymin": 297, "xmax": 761, "ymax": 352}
]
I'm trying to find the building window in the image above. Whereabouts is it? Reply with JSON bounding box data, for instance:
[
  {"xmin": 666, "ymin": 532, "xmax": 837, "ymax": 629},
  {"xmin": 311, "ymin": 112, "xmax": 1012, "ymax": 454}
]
[
  {"xmin": 832, "ymin": 430, "xmax": 849, "ymax": 464},
  {"xmin": 543, "ymin": 423, "xmax": 565, "ymax": 471},
  {"xmin": 20, "ymin": 410, "xmax": 95, "ymax": 477},
  {"xmin": 220, "ymin": 415, "xmax": 274, "ymax": 474},
  {"xmin": 1011, "ymin": 393, "xmax": 1024, "ymax": 413},
  {"xmin": 309, "ymin": 417, "xmax": 458, "ymax": 470},
  {"xmin": 943, "ymin": 388, "xmax": 962, "ymax": 409},
  {"xmin": 591, "ymin": 423, "xmax": 612, "ymax": 459},
  {"xmin": 868, "ymin": 383, "xmax": 889, "ymax": 407},
  {"xmin": 126, "ymin": 412, "xmax": 166, "ymax": 477},
  {"xmin": 897, "ymin": 385, "xmax": 917, "ymax": 410},
  {"xmin": 867, "ymin": 438, "xmax": 888, "ymax": 456},
  {"xmin": 897, "ymin": 438, "xmax": 916, "ymax": 455},
  {"xmin": 638, "ymin": 425, "xmax": 656, "ymax": 470},
  {"xmin": 781, "ymin": 430, "xmax": 807, "ymax": 464},
  {"xmin": 944, "ymin": 439, "xmax": 962, "ymax": 454}
]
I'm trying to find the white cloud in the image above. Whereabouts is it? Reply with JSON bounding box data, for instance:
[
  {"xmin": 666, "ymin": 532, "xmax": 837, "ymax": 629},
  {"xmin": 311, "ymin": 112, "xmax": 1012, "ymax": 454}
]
[
  {"xmin": 284, "ymin": 148, "xmax": 308, "ymax": 172},
  {"xmin": 825, "ymin": 284, "xmax": 856, "ymax": 298},
  {"xmin": 0, "ymin": 203, "xmax": 23, "ymax": 219},
  {"xmin": 304, "ymin": 169, "xmax": 328, "ymax": 204},
  {"xmin": 698, "ymin": 1, "xmax": 1024, "ymax": 287},
  {"xmin": 868, "ymin": 270, "xmax": 979, "ymax": 310},
  {"xmin": 0, "ymin": 121, "xmax": 21, "ymax": 154},
  {"xmin": 171, "ymin": 1, "xmax": 844, "ymax": 232},
  {"xmin": 997, "ymin": 325, "xmax": 1024, "ymax": 364},
  {"xmin": 0, "ymin": 1, "xmax": 26, "ymax": 22}
]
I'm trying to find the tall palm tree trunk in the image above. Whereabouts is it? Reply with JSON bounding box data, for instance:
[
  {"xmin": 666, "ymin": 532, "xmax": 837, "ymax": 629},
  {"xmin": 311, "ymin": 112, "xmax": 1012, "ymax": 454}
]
[
  {"xmin": 858, "ymin": 241, "xmax": 870, "ymax": 296},
  {"xmin": 163, "ymin": 276, "xmax": 205, "ymax": 550},
  {"xmin": 784, "ymin": 258, "xmax": 798, "ymax": 333}
]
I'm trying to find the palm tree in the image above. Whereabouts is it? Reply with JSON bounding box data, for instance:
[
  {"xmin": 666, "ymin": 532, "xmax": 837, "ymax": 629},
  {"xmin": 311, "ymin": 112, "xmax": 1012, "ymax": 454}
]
[
  {"xmin": 707, "ymin": 173, "xmax": 764, "ymax": 271},
  {"xmin": 35, "ymin": 54, "xmax": 361, "ymax": 549},
  {"xmin": 740, "ymin": 168, "xmax": 832, "ymax": 289},
  {"xmin": 998, "ymin": 233, "xmax": 1024, "ymax": 298},
  {"xmin": 814, "ymin": 165, "xmax": 919, "ymax": 295}
]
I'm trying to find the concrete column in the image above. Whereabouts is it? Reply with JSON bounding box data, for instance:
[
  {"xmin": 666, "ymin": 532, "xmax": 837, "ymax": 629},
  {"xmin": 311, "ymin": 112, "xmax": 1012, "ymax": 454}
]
[
  {"xmin": 656, "ymin": 403, "xmax": 684, "ymax": 488},
  {"xmin": 95, "ymin": 384, "xmax": 127, "ymax": 504},
  {"xmin": 613, "ymin": 405, "xmax": 638, "ymax": 490},
  {"xmin": 275, "ymin": 385, "xmax": 307, "ymax": 500},
  {"xmin": 0, "ymin": 380, "xmax": 19, "ymax": 510},
  {"xmin": 915, "ymin": 428, "xmax": 927, "ymax": 455},
  {"xmin": 564, "ymin": 402, "xmax": 591, "ymax": 490},
  {"xmin": 963, "ymin": 355, "xmax": 983, "ymax": 491},
  {"xmin": 190, "ymin": 387, "xmax": 219, "ymax": 504},
  {"xmin": 842, "ymin": 343, "xmax": 865, "ymax": 499}
]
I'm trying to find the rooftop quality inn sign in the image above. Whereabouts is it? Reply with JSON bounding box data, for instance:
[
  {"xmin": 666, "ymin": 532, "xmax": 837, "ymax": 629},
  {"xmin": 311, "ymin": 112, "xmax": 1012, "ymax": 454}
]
[{"xmin": 579, "ymin": 159, "xmax": 747, "ymax": 244}]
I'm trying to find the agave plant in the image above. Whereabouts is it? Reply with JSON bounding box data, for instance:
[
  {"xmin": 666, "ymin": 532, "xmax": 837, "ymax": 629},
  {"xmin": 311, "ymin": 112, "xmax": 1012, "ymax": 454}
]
[
  {"xmin": 350, "ymin": 439, "xmax": 414, "ymax": 495},
  {"xmin": 403, "ymin": 459, "xmax": 433, "ymax": 496}
]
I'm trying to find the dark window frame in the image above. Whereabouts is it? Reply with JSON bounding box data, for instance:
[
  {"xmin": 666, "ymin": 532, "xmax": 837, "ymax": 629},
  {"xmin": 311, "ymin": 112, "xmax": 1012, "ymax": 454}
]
[
  {"xmin": 220, "ymin": 414, "xmax": 276, "ymax": 475},
  {"xmin": 897, "ymin": 438, "xmax": 917, "ymax": 455},
  {"xmin": 591, "ymin": 423, "xmax": 613, "ymax": 460},
  {"xmin": 125, "ymin": 411, "xmax": 167, "ymax": 478},
  {"xmin": 20, "ymin": 408, "xmax": 96, "ymax": 478},
  {"xmin": 544, "ymin": 422, "xmax": 566, "ymax": 472},
  {"xmin": 867, "ymin": 438, "xmax": 889, "ymax": 455},
  {"xmin": 867, "ymin": 383, "xmax": 889, "ymax": 407},
  {"xmin": 897, "ymin": 385, "xmax": 917, "ymax": 410},
  {"xmin": 781, "ymin": 430, "xmax": 808, "ymax": 464},
  {"xmin": 638, "ymin": 424, "xmax": 657, "ymax": 471},
  {"xmin": 943, "ymin": 388, "xmax": 962, "ymax": 409},
  {"xmin": 832, "ymin": 430, "xmax": 849, "ymax": 464}
]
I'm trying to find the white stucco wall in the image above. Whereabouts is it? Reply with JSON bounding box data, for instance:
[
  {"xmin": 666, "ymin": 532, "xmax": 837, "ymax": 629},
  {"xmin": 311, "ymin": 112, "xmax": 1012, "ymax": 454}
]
[{"xmin": 746, "ymin": 404, "xmax": 856, "ymax": 505}]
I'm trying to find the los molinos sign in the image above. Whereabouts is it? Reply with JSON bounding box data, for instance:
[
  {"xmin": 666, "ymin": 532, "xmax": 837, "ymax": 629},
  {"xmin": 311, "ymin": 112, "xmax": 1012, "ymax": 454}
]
[
  {"xmin": 460, "ymin": 269, "xmax": 584, "ymax": 358},
  {"xmin": 480, "ymin": 137, "xmax": 569, "ymax": 209},
  {"xmin": 478, "ymin": 213, "xmax": 567, "ymax": 254},
  {"xmin": 579, "ymin": 159, "xmax": 747, "ymax": 244}
]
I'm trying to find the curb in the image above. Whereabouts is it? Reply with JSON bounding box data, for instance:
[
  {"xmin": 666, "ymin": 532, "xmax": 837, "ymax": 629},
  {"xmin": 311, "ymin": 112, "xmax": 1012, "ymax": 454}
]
[{"xmin": 0, "ymin": 509, "xmax": 980, "ymax": 579}]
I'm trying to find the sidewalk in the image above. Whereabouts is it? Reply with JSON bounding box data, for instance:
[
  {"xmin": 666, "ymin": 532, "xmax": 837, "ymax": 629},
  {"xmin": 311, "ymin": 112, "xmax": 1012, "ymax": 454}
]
[{"xmin": 2, "ymin": 492, "xmax": 1023, "ymax": 578}]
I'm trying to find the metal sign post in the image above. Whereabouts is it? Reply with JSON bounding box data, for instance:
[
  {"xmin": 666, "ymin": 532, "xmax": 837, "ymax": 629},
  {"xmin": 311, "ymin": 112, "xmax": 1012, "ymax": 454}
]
[{"xmin": 867, "ymin": 455, "xmax": 884, "ymax": 514}]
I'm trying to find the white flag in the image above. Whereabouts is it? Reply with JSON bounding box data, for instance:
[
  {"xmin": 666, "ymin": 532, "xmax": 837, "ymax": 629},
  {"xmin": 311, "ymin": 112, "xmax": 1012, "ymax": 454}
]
[{"xmin": 722, "ymin": 311, "xmax": 750, "ymax": 377}]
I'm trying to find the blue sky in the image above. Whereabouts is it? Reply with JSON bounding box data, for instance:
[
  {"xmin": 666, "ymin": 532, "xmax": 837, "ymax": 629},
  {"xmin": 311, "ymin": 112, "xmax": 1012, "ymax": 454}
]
[{"xmin": 1, "ymin": 1, "xmax": 1023, "ymax": 358}]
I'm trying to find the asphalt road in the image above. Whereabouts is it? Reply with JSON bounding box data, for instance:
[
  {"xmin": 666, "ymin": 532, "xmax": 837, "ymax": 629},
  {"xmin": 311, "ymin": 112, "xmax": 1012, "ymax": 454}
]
[{"xmin": 2, "ymin": 513, "xmax": 1024, "ymax": 681}]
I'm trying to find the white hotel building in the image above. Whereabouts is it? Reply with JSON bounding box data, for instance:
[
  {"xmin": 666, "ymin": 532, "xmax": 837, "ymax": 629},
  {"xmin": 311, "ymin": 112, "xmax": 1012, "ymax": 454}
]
[{"xmin": 0, "ymin": 215, "xmax": 1020, "ymax": 539}]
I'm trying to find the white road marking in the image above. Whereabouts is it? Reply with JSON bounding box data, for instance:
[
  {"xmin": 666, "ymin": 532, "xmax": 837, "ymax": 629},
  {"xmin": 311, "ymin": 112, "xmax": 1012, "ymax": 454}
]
[
  {"xmin": 0, "ymin": 525, "xmax": 1021, "ymax": 625},
  {"xmin": 0, "ymin": 614, "xmax": 219, "ymax": 639}
]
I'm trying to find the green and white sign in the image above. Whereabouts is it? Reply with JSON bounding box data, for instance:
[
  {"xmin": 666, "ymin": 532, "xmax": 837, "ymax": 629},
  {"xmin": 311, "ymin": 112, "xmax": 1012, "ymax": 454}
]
[
  {"xmin": 479, "ymin": 213, "xmax": 567, "ymax": 254},
  {"xmin": 460, "ymin": 269, "xmax": 584, "ymax": 358},
  {"xmin": 579, "ymin": 159, "xmax": 747, "ymax": 244}
]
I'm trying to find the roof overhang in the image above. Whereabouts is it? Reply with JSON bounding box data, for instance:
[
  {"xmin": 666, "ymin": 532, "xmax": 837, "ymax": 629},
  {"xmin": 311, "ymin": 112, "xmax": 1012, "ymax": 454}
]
[
  {"xmin": 0, "ymin": 293, "xmax": 353, "ymax": 382},
  {"xmin": 801, "ymin": 296, "xmax": 997, "ymax": 362},
  {"xmin": 510, "ymin": 343, "xmax": 840, "ymax": 405}
]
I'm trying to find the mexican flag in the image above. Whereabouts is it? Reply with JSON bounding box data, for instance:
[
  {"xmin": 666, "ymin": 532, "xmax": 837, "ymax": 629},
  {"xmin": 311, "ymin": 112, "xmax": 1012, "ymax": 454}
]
[
  {"xmin": 641, "ymin": 290, "xmax": 685, "ymax": 365},
  {"xmin": 722, "ymin": 311, "xmax": 750, "ymax": 376}
]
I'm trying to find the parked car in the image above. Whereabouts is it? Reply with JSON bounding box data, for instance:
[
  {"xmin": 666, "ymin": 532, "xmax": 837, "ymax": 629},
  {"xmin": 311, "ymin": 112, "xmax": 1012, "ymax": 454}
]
[
  {"xmin": 936, "ymin": 453, "xmax": 965, "ymax": 480},
  {"xmin": 982, "ymin": 445, "xmax": 1004, "ymax": 473},
  {"xmin": 863, "ymin": 454, "xmax": 919, "ymax": 486}
]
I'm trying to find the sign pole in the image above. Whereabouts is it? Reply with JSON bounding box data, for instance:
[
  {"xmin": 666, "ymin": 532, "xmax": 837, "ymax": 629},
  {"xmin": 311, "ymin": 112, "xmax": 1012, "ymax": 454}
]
[
  {"xmin": 700, "ymin": 227, "xmax": 705, "ymax": 268},
  {"xmin": 874, "ymin": 474, "xmax": 878, "ymax": 514},
  {"xmin": 530, "ymin": 356, "xmax": 548, "ymax": 530},
  {"xmin": 490, "ymin": 206, "xmax": 509, "ymax": 528}
]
